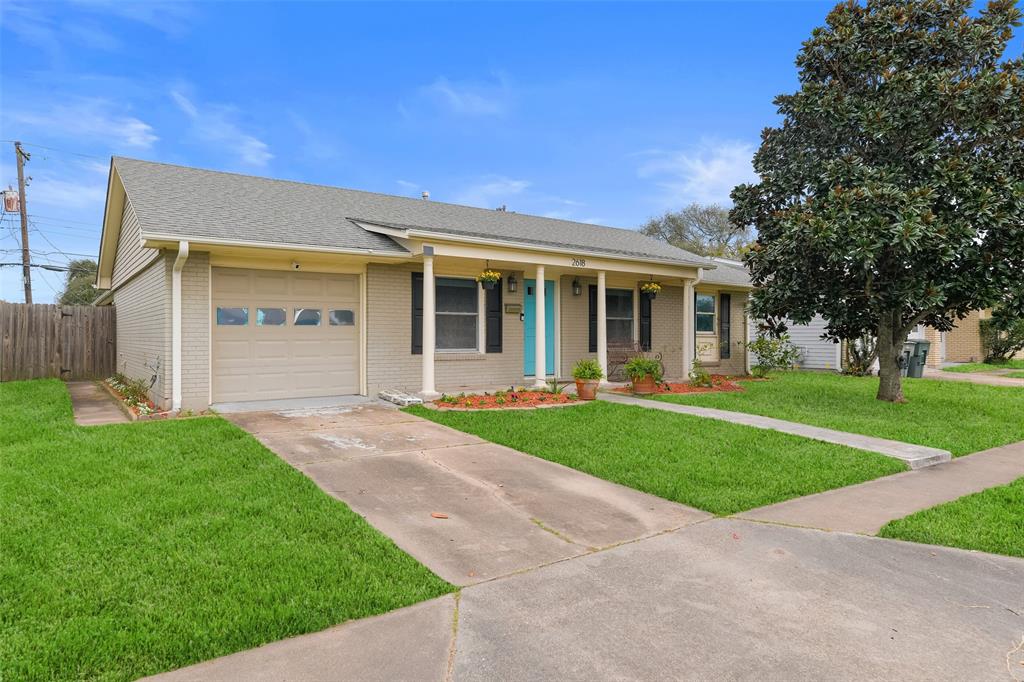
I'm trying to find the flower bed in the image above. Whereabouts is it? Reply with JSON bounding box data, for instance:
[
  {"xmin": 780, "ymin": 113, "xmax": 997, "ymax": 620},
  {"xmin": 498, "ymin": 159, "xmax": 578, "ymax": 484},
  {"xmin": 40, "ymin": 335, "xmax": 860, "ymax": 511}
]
[
  {"xmin": 612, "ymin": 374, "xmax": 746, "ymax": 395},
  {"xmin": 106, "ymin": 375, "xmax": 162, "ymax": 417},
  {"xmin": 433, "ymin": 389, "xmax": 579, "ymax": 410}
]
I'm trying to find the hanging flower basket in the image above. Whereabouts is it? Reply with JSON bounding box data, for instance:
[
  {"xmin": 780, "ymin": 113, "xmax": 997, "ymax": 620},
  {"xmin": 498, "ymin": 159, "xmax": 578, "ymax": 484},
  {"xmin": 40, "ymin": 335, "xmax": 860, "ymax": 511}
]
[
  {"xmin": 477, "ymin": 270, "xmax": 501, "ymax": 290},
  {"xmin": 640, "ymin": 281, "xmax": 662, "ymax": 299}
]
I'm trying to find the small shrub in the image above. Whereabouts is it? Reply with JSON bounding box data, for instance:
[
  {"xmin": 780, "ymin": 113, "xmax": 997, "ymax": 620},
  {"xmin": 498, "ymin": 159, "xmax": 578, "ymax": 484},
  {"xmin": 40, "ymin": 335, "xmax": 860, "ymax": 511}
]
[
  {"xmin": 624, "ymin": 356, "xmax": 663, "ymax": 383},
  {"xmin": 747, "ymin": 332, "xmax": 801, "ymax": 378},
  {"xmin": 572, "ymin": 359, "xmax": 604, "ymax": 381},
  {"xmin": 495, "ymin": 397, "xmax": 506, "ymax": 405},
  {"xmin": 980, "ymin": 307, "xmax": 1024, "ymax": 362},
  {"xmin": 689, "ymin": 345, "xmax": 714, "ymax": 387}
]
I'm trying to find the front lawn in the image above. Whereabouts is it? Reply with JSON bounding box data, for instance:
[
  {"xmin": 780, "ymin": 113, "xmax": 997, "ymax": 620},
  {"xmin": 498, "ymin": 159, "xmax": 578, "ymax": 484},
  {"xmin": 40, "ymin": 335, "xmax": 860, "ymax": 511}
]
[
  {"xmin": 878, "ymin": 478, "xmax": 1024, "ymax": 558},
  {"xmin": 655, "ymin": 372, "xmax": 1024, "ymax": 456},
  {"xmin": 406, "ymin": 401, "xmax": 905, "ymax": 515},
  {"xmin": 942, "ymin": 359, "xmax": 1024, "ymax": 373},
  {"xmin": 0, "ymin": 380, "xmax": 453, "ymax": 682}
]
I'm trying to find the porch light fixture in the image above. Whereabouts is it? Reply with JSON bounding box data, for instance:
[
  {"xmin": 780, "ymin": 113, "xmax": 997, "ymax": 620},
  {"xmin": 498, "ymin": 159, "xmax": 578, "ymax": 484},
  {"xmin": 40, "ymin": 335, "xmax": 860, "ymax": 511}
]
[
  {"xmin": 507, "ymin": 274, "xmax": 518, "ymax": 293},
  {"xmin": 572, "ymin": 279, "xmax": 582, "ymax": 296}
]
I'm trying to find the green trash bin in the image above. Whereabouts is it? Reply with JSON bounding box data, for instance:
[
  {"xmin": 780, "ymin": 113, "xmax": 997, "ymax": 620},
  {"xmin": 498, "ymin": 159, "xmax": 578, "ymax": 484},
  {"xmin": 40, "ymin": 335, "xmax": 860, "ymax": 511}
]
[
  {"xmin": 900, "ymin": 342, "xmax": 916, "ymax": 377},
  {"xmin": 908, "ymin": 340, "xmax": 930, "ymax": 378}
]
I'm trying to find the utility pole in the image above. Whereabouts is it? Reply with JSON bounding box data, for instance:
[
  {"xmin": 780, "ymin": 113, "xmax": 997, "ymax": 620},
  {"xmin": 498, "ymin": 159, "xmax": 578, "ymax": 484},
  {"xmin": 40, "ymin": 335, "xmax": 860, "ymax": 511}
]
[{"xmin": 14, "ymin": 141, "xmax": 32, "ymax": 304}]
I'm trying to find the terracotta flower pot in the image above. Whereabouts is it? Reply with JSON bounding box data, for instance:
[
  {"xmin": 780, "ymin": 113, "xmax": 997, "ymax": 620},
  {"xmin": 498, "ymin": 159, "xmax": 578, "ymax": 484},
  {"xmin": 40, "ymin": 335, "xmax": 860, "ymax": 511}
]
[
  {"xmin": 631, "ymin": 373, "xmax": 658, "ymax": 395},
  {"xmin": 575, "ymin": 379, "xmax": 600, "ymax": 400}
]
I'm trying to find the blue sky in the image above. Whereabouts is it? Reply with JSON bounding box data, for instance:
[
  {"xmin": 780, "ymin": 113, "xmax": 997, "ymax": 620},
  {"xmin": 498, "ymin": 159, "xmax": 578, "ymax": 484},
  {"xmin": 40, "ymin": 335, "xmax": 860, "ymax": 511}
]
[{"xmin": 0, "ymin": 1, "xmax": 888, "ymax": 301}]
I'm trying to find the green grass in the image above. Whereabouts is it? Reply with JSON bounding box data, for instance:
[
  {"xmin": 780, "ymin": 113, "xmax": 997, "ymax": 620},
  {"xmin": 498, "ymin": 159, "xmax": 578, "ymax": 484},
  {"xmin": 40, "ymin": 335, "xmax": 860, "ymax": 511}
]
[
  {"xmin": 1005, "ymin": 371, "xmax": 1024, "ymax": 379},
  {"xmin": 406, "ymin": 401, "xmax": 905, "ymax": 516},
  {"xmin": 942, "ymin": 359, "xmax": 1024, "ymax": 373},
  {"xmin": 879, "ymin": 478, "xmax": 1024, "ymax": 558},
  {"xmin": 0, "ymin": 380, "xmax": 453, "ymax": 682},
  {"xmin": 655, "ymin": 372, "xmax": 1024, "ymax": 457}
]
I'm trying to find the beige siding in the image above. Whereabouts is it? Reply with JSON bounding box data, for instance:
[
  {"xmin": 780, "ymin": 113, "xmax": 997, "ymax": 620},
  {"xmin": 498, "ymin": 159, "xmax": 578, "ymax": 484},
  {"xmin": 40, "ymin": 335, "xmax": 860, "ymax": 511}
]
[
  {"xmin": 110, "ymin": 200, "xmax": 160, "ymax": 289},
  {"xmin": 365, "ymin": 262, "xmax": 528, "ymax": 395},
  {"xmin": 112, "ymin": 255, "xmax": 171, "ymax": 407}
]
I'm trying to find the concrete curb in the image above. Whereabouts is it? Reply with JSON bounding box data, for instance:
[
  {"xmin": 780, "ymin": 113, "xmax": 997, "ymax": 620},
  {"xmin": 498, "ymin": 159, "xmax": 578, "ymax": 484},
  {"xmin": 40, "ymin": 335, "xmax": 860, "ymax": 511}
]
[{"xmin": 598, "ymin": 392, "xmax": 952, "ymax": 469}]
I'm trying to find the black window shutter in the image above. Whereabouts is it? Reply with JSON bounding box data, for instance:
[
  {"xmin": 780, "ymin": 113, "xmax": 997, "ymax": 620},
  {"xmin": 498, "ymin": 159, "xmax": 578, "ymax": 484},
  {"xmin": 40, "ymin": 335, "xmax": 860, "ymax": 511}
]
[
  {"xmin": 639, "ymin": 293, "xmax": 652, "ymax": 351},
  {"xmin": 485, "ymin": 280, "xmax": 503, "ymax": 353},
  {"xmin": 411, "ymin": 272, "xmax": 423, "ymax": 355},
  {"xmin": 719, "ymin": 293, "xmax": 731, "ymax": 359},
  {"xmin": 588, "ymin": 285, "xmax": 597, "ymax": 352}
]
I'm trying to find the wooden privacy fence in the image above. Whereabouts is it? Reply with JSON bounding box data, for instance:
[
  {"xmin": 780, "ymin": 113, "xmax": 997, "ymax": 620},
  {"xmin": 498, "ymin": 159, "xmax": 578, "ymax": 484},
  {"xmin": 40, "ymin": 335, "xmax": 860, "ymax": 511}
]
[{"xmin": 0, "ymin": 303, "xmax": 116, "ymax": 381}]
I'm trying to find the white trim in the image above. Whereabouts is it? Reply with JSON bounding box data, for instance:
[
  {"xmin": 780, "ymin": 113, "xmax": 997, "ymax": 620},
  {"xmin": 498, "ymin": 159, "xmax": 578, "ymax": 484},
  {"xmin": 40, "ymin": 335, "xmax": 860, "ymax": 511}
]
[
  {"xmin": 833, "ymin": 334, "xmax": 842, "ymax": 371},
  {"xmin": 360, "ymin": 265, "xmax": 368, "ymax": 396},
  {"xmin": 171, "ymin": 240, "xmax": 190, "ymax": 411},
  {"xmin": 553, "ymin": 277, "xmax": 561, "ymax": 379},
  {"xmin": 476, "ymin": 280, "xmax": 487, "ymax": 354},
  {"xmin": 141, "ymin": 233, "xmax": 413, "ymax": 259},
  {"xmin": 632, "ymin": 286, "xmax": 640, "ymax": 343},
  {"xmin": 207, "ymin": 260, "xmax": 212, "ymax": 405}
]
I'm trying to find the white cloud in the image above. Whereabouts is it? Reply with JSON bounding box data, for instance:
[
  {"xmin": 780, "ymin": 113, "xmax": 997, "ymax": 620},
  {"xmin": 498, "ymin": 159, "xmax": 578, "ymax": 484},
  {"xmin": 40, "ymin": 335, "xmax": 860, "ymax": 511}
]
[
  {"xmin": 637, "ymin": 139, "xmax": 758, "ymax": 206},
  {"xmin": 288, "ymin": 112, "xmax": 339, "ymax": 161},
  {"xmin": 453, "ymin": 176, "xmax": 530, "ymax": 208},
  {"xmin": 418, "ymin": 74, "xmax": 511, "ymax": 116},
  {"xmin": 9, "ymin": 98, "xmax": 157, "ymax": 149},
  {"xmin": 24, "ymin": 174, "xmax": 107, "ymax": 210},
  {"xmin": 171, "ymin": 90, "xmax": 273, "ymax": 167}
]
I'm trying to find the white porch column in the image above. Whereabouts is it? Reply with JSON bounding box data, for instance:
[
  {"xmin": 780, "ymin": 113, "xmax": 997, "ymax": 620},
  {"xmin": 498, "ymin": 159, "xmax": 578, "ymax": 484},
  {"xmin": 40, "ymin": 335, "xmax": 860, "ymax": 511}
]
[
  {"xmin": 682, "ymin": 279, "xmax": 694, "ymax": 379},
  {"xmin": 533, "ymin": 264, "xmax": 547, "ymax": 387},
  {"xmin": 171, "ymin": 240, "xmax": 189, "ymax": 411},
  {"xmin": 597, "ymin": 270, "xmax": 608, "ymax": 383},
  {"xmin": 421, "ymin": 253, "xmax": 438, "ymax": 397}
]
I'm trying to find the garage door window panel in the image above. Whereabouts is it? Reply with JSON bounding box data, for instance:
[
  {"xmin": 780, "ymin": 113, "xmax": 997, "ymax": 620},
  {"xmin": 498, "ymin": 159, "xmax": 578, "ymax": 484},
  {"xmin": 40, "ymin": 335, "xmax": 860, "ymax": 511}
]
[
  {"xmin": 257, "ymin": 307, "xmax": 286, "ymax": 326},
  {"xmin": 437, "ymin": 277, "xmax": 478, "ymax": 351},
  {"xmin": 217, "ymin": 307, "xmax": 248, "ymax": 326},
  {"xmin": 329, "ymin": 309, "xmax": 355, "ymax": 326},
  {"xmin": 294, "ymin": 308, "xmax": 322, "ymax": 326}
]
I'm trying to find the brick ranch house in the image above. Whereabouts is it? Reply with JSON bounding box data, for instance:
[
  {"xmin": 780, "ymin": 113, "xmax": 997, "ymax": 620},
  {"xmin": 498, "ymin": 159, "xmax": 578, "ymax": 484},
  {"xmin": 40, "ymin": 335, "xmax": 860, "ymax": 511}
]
[{"xmin": 94, "ymin": 158, "xmax": 753, "ymax": 410}]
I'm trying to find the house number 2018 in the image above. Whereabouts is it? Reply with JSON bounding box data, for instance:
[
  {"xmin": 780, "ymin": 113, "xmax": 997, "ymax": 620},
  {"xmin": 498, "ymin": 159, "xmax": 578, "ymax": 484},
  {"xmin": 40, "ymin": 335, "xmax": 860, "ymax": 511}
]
[{"xmin": 571, "ymin": 258, "xmax": 586, "ymax": 267}]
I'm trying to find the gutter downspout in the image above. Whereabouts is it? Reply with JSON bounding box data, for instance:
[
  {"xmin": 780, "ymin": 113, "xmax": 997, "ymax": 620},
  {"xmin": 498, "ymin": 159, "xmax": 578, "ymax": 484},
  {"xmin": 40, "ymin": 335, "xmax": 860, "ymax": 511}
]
[{"xmin": 172, "ymin": 241, "xmax": 189, "ymax": 411}]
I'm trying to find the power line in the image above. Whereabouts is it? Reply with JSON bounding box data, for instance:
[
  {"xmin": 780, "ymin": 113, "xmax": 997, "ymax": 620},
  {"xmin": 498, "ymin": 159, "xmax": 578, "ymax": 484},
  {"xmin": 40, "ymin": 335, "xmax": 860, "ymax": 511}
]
[
  {"xmin": 27, "ymin": 213, "xmax": 99, "ymax": 226},
  {"xmin": 0, "ymin": 140, "xmax": 105, "ymax": 160}
]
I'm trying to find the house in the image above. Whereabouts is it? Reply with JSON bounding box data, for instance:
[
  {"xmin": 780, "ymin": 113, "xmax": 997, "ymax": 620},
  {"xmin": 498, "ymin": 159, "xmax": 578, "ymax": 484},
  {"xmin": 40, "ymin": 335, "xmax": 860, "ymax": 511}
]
[
  {"xmin": 708, "ymin": 258, "xmax": 842, "ymax": 372},
  {"xmin": 94, "ymin": 157, "xmax": 753, "ymax": 410},
  {"xmin": 917, "ymin": 311, "xmax": 1024, "ymax": 367}
]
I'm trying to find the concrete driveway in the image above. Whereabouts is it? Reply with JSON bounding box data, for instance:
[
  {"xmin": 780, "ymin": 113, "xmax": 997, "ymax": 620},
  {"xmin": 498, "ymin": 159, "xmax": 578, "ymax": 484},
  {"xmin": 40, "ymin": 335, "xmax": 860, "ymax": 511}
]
[
  {"xmin": 151, "ymin": 518, "xmax": 1024, "ymax": 682},
  {"xmin": 225, "ymin": 403, "xmax": 709, "ymax": 585}
]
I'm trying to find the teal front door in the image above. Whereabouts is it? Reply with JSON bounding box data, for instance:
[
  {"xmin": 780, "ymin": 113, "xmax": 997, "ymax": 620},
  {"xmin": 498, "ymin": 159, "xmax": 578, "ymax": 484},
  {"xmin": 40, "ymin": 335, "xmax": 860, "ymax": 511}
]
[{"xmin": 523, "ymin": 279, "xmax": 555, "ymax": 376}]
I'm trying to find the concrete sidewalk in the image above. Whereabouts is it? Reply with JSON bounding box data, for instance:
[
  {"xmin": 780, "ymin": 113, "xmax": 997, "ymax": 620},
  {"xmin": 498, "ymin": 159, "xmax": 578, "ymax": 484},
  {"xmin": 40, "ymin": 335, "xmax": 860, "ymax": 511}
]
[
  {"xmin": 924, "ymin": 368, "xmax": 1023, "ymax": 388},
  {"xmin": 149, "ymin": 518, "xmax": 1024, "ymax": 682},
  {"xmin": 599, "ymin": 391, "xmax": 951, "ymax": 468},
  {"xmin": 68, "ymin": 381, "xmax": 129, "ymax": 426},
  {"xmin": 226, "ymin": 404, "xmax": 709, "ymax": 586},
  {"xmin": 739, "ymin": 439, "xmax": 1024, "ymax": 534}
]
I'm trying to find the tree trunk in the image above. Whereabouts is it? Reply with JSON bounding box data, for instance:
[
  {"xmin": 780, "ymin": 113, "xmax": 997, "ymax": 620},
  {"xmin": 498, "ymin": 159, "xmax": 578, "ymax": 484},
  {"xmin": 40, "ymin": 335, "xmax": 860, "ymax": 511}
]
[{"xmin": 876, "ymin": 311, "xmax": 906, "ymax": 403}]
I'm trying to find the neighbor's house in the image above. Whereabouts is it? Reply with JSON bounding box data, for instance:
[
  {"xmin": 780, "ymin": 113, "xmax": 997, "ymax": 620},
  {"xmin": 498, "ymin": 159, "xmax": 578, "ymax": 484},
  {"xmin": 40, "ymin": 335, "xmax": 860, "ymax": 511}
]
[
  {"xmin": 917, "ymin": 311, "xmax": 1024, "ymax": 368},
  {"xmin": 94, "ymin": 158, "xmax": 754, "ymax": 410}
]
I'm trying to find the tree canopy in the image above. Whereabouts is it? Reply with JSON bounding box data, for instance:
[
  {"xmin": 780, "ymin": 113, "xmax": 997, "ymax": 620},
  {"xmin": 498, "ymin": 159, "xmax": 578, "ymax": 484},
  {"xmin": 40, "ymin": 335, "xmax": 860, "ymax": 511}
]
[
  {"xmin": 640, "ymin": 203, "xmax": 753, "ymax": 258},
  {"xmin": 731, "ymin": 0, "xmax": 1024, "ymax": 401},
  {"xmin": 58, "ymin": 259, "xmax": 98, "ymax": 306}
]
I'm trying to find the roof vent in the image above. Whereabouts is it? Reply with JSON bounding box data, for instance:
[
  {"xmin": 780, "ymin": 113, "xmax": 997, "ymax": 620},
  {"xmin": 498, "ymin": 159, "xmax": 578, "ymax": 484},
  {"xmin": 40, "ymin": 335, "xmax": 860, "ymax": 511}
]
[
  {"xmin": 496, "ymin": 204, "xmax": 506, "ymax": 212},
  {"xmin": 421, "ymin": 191, "xmax": 430, "ymax": 200}
]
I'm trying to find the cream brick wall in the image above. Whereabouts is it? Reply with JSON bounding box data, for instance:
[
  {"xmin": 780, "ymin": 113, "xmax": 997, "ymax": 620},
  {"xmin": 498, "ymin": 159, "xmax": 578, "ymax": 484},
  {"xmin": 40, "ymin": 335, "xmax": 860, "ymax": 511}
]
[
  {"xmin": 558, "ymin": 275, "xmax": 597, "ymax": 377},
  {"xmin": 943, "ymin": 310, "xmax": 986, "ymax": 363},
  {"xmin": 179, "ymin": 252, "xmax": 210, "ymax": 410},
  {"xmin": 652, "ymin": 285, "xmax": 686, "ymax": 378},
  {"xmin": 365, "ymin": 262, "xmax": 528, "ymax": 395},
  {"xmin": 111, "ymin": 255, "xmax": 171, "ymax": 407},
  {"xmin": 694, "ymin": 286, "xmax": 749, "ymax": 376}
]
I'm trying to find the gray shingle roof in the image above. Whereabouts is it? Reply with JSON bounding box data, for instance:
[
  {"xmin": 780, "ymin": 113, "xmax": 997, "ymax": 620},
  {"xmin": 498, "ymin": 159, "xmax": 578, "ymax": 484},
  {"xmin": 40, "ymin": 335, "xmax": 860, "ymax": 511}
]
[
  {"xmin": 701, "ymin": 258, "xmax": 752, "ymax": 287},
  {"xmin": 113, "ymin": 157, "xmax": 708, "ymax": 265}
]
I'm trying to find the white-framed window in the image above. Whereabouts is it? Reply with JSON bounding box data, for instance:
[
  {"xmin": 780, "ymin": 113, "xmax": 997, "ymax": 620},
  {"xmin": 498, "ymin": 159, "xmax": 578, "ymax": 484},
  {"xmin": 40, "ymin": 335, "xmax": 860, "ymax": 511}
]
[
  {"xmin": 436, "ymin": 277, "xmax": 478, "ymax": 351},
  {"xmin": 696, "ymin": 294, "xmax": 715, "ymax": 333},
  {"xmin": 606, "ymin": 288, "xmax": 634, "ymax": 344},
  {"xmin": 216, "ymin": 307, "xmax": 248, "ymax": 326}
]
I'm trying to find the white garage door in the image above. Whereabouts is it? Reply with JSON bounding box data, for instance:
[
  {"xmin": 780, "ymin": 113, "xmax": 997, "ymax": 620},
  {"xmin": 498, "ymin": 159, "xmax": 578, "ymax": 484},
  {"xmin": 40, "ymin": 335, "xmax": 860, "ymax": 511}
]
[{"xmin": 212, "ymin": 268, "xmax": 360, "ymax": 403}]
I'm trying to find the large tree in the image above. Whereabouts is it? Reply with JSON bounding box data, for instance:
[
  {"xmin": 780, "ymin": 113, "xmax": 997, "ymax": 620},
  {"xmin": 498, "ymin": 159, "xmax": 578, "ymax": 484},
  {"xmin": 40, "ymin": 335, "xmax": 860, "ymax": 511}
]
[
  {"xmin": 732, "ymin": 0, "xmax": 1024, "ymax": 402},
  {"xmin": 57, "ymin": 259, "xmax": 98, "ymax": 306},
  {"xmin": 641, "ymin": 203, "xmax": 753, "ymax": 258}
]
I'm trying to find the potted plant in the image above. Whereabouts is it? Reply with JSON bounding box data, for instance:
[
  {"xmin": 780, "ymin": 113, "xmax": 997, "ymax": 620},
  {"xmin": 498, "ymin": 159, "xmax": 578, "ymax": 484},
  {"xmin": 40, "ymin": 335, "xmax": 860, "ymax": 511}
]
[
  {"xmin": 476, "ymin": 269, "xmax": 502, "ymax": 290},
  {"xmin": 640, "ymin": 281, "xmax": 662, "ymax": 300},
  {"xmin": 624, "ymin": 356, "xmax": 663, "ymax": 394},
  {"xmin": 572, "ymin": 359, "xmax": 604, "ymax": 400}
]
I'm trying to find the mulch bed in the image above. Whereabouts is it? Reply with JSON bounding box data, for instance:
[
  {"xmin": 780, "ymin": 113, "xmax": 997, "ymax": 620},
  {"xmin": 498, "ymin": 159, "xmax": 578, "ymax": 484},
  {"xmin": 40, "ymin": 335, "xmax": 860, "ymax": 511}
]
[
  {"xmin": 612, "ymin": 374, "xmax": 747, "ymax": 395},
  {"xmin": 431, "ymin": 390, "xmax": 581, "ymax": 411}
]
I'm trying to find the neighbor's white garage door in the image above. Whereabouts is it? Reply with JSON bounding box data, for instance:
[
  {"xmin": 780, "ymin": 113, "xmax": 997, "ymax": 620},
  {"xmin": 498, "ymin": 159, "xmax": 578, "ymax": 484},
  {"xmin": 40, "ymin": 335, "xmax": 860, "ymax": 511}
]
[{"xmin": 211, "ymin": 268, "xmax": 360, "ymax": 403}]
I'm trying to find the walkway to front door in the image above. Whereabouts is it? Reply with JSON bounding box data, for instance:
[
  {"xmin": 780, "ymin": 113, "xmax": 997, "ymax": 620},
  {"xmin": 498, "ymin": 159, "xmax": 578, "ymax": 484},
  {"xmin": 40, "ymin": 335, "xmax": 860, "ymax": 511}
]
[{"xmin": 523, "ymin": 278, "xmax": 555, "ymax": 376}]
